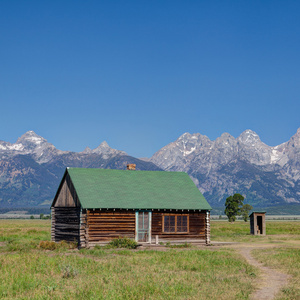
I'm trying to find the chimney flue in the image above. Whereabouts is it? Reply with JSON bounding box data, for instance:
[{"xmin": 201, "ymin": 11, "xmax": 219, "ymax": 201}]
[{"xmin": 127, "ymin": 164, "xmax": 136, "ymax": 170}]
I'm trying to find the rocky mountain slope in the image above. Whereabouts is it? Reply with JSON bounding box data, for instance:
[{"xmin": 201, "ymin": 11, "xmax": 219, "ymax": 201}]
[
  {"xmin": 0, "ymin": 129, "xmax": 299, "ymax": 208},
  {"xmin": 150, "ymin": 129, "xmax": 300, "ymax": 206},
  {"xmin": 0, "ymin": 131, "xmax": 161, "ymax": 207}
]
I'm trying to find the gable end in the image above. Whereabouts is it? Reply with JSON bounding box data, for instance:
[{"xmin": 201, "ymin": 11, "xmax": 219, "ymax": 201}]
[{"xmin": 52, "ymin": 170, "xmax": 81, "ymax": 208}]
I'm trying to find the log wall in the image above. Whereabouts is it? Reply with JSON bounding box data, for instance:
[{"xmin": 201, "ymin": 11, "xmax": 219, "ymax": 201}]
[
  {"xmin": 87, "ymin": 209, "xmax": 135, "ymax": 247},
  {"xmin": 80, "ymin": 209, "xmax": 87, "ymax": 248},
  {"xmin": 152, "ymin": 211, "xmax": 207, "ymax": 242},
  {"xmin": 51, "ymin": 207, "xmax": 55, "ymax": 242},
  {"xmin": 52, "ymin": 207, "xmax": 81, "ymax": 244},
  {"xmin": 205, "ymin": 211, "xmax": 210, "ymax": 245},
  {"xmin": 51, "ymin": 208, "xmax": 210, "ymax": 248}
]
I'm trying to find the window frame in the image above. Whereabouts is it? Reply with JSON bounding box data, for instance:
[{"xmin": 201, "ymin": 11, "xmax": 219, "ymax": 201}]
[{"xmin": 162, "ymin": 214, "xmax": 189, "ymax": 234}]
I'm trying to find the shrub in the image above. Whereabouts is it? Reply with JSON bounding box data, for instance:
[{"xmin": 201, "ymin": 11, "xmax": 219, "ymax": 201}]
[
  {"xmin": 107, "ymin": 237, "xmax": 138, "ymax": 249},
  {"xmin": 39, "ymin": 240, "xmax": 78, "ymax": 250},
  {"xmin": 39, "ymin": 241, "xmax": 57, "ymax": 250},
  {"xmin": 60, "ymin": 264, "xmax": 78, "ymax": 279},
  {"xmin": 168, "ymin": 242, "xmax": 192, "ymax": 248},
  {"xmin": 67, "ymin": 240, "xmax": 78, "ymax": 249}
]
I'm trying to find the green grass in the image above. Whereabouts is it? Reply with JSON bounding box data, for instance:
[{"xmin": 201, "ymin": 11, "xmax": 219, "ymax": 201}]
[
  {"xmin": 0, "ymin": 219, "xmax": 299, "ymax": 299},
  {"xmin": 211, "ymin": 220, "xmax": 300, "ymax": 243},
  {"xmin": 0, "ymin": 248, "xmax": 256, "ymax": 299},
  {"xmin": 0, "ymin": 219, "xmax": 51, "ymax": 252},
  {"xmin": 211, "ymin": 220, "xmax": 300, "ymax": 299},
  {"xmin": 0, "ymin": 219, "xmax": 256, "ymax": 299},
  {"xmin": 252, "ymin": 247, "xmax": 300, "ymax": 300},
  {"xmin": 106, "ymin": 237, "xmax": 138, "ymax": 249}
]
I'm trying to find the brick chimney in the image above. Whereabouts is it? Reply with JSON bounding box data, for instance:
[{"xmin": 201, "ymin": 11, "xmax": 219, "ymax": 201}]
[{"xmin": 127, "ymin": 164, "xmax": 136, "ymax": 170}]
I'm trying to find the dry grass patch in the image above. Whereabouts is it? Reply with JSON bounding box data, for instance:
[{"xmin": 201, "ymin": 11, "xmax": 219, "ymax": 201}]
[{"xmin": 39, "ymin": 240, "xmax": 78, "ymax": 250}]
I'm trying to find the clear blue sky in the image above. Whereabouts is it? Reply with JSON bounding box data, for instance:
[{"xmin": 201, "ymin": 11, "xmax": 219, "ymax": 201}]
[{"xmin": 1, "ymin": 1, "xmax": 299, "ymax": 157}]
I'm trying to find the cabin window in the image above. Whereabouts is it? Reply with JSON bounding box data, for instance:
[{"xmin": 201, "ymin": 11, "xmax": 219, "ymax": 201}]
[{"xmin": 163, "ymin": 215, "xmax": 188, "ymax": 233}]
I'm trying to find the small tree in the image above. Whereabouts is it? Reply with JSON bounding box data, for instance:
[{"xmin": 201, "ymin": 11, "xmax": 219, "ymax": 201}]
[
  {"xmin": 240, "ymin": 204, "xmax": 253, "ymax": 222},
  {"xmin": 224, "ymin": 193, "xmax": 244, "ymax": 222}
]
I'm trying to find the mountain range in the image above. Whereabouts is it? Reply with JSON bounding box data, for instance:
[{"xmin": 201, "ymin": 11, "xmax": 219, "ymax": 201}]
[
  {"xmin": 0, "ymin": 129, "xmax": 299, "ymax": 209},
  {"xmin": 0, "ymin": 131, "xmax": 160, "ymax": 207},
  {"xmin": 149, "ymin": 129, "xmax": 300, "ymax": 207}
]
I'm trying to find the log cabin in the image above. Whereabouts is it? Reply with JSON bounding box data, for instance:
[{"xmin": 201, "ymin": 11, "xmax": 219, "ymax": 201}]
[{"xmin": 51, "ymin": 167, "xmax": 212, "ymax": 248}]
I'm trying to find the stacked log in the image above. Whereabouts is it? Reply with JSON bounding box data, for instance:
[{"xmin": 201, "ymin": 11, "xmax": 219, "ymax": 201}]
[
  {"xmin": 52, "ymin": 207, "xmax": 80, "ymax": 243},
  {"xmin": 205, "ymin": 211, "xmax": 210, "ymax": 245},
  {"xmin": 87, "ymin": 209, "xmax": 135, "ymax": 247}
]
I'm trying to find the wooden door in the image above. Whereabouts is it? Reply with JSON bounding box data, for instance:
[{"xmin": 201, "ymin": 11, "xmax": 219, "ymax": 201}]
[{"xmin": 136, "ymin": 211, "xmax": 151, "ymax": 242}]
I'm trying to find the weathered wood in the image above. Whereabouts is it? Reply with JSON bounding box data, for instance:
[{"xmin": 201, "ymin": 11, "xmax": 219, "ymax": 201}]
[
  {"xmin": 79, "ymin": 209, "xmax": 87, "ymax": 249},
  {"xmin": 205, "ymin": 211, "xmax": 210, "ymax": 245},
  {"xmin": 54, "ymin": 174, "xmax": 80, "ymax": 207},
  {"xmin": 53, "ymin": 207, "xmax": 80, "ymax": 244},
  {"xmin": 51, "ymin": 207, "xmax": 55, "ymax": 242},
  {"xmin": 250, "ymin": 212, "xmax": 266, "ymax": 236},
  {"xmin": 87, "ymin": 209, "xmax": 135, "ymax": 243},
  {"xmin": 52, "ymin": 205, "xmax": 209, "ymax": 248}
]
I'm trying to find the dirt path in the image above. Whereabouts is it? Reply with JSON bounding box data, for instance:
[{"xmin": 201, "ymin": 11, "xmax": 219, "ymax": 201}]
[{"xmin": 235, "ymin": 245, "xmax": 290, "ymax": 300}]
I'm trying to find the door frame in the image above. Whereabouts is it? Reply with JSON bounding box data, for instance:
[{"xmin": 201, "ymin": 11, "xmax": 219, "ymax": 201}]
[{"xmin": 135, "ymin": 210, "xmax": 152, "ymax": 243}]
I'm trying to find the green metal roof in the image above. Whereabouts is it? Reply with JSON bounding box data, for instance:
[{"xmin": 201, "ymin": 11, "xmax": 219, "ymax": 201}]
[{"xmin": 65, "ymin": 168, "xmax": 211, "ymax": 210}]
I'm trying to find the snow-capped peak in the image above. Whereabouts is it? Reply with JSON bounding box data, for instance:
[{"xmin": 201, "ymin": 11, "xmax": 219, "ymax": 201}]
[
  {"xmin": 82, "ymin": 146, "xmax": 92, "ymax": 154},
  {"xmin": 177, "ymin": 132, "xmax": 192, "ymax": 141},
  {"xmin": 0, "ymin": 131, "xmax": 62, "ymax": 163},
  {"xmin": 238, "ymin": 129, "xmax": 261, "ymax": 145},
  {"xmin": 16, "ymin": 131, "xmax": 46, "ymax": 145},
  {"xmin": 92, "ymin": 141, "xmax": 127, "ymax": 157},
  {"xmin": 93, "ymin": 141, "xmax": 110, "ymax": 152}
]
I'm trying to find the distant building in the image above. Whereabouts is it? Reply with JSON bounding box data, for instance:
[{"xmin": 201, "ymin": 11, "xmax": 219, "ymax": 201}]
[
  {"xmin": 250, "ymin": 212, "xmax": 266, "ymax": 235},
  {"xmin": 51, "ymin": 167, "xmax": 211, "ymax": 248}
]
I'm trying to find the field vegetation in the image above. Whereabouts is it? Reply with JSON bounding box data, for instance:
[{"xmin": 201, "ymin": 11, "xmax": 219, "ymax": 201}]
[
  {"xmin": 211, "ymin": 220, "xmax": 300, "ymax": 242},
  {"xmin": 211, "ymin": 220, "xmax": 300, "ymax": 299},
  {"xmin": 253, "ymin": 247, "xmax": 300, "ymax": 299},
  {"xmin": 0, "ymin": 219, "xmax": 299, "ymax": 299}
]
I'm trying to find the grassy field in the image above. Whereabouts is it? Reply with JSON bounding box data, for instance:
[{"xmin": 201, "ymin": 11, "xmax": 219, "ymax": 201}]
[
  {"xmin": 211, "ymin": 220, "xmax": 300, "ymax": 300},
  {"xmin": 253, "ymin": 247, "xmax": 300, "ymax": 299},
  {"xmin": 211, "ymin": 220, "xmax": 300, "ymax": 242},
  {"xmin": 0, "ymin": 219, "xmax": 299, "ymax": 299}
]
